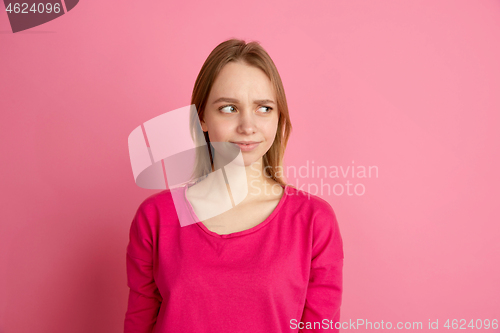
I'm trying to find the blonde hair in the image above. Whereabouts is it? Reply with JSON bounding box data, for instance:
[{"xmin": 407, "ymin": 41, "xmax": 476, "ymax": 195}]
[{"xmin": 189, "ymin": 38, "xmax": 292, "ymax": 186}]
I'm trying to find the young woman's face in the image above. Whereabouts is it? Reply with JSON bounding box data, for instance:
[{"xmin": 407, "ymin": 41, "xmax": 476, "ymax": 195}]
[{"xmin": 201, "ymin": 61, "xmax": 279, "ymax": 167}]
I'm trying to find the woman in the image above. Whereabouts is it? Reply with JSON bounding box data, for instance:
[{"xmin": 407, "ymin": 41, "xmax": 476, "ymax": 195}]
[{"xmin": 124, "ymin": 39, "xmax": 344, "ymax": 332}]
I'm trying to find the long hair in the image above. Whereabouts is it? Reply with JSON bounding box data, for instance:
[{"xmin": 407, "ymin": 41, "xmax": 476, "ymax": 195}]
[{"xmin": 189, "ymin": 38, "xmax": 292, "ymax": 186}]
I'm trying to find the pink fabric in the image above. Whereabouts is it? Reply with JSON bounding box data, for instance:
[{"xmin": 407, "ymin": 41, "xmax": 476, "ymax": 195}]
[{"xmin": 124, "ymin": 185, "xmax": 344, "ymax": 333}]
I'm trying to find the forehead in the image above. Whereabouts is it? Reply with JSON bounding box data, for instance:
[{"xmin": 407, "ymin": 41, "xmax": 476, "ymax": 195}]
[{"xmin": 209, "ymin": 61, "xmax": 275, "ymax": 99}]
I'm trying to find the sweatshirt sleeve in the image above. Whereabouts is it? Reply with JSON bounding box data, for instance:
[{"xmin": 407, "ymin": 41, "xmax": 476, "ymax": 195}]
[
  {"xmin": 299, "ymin": 202, "xmax": 344, "ymax": 333},
  {"xmin": 124, "ymin": 201, "xmax": 163, "ymax": 333}
]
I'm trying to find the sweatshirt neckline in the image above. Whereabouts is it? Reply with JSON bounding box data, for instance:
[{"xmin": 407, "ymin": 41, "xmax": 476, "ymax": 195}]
[{"xmin": 183, "ymin": 184, "xmax": 289, "ymax": 239}]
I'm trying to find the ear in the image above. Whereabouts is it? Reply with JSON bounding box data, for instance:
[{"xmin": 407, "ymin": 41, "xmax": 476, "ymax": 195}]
[{"xmin": 200, "ymin": 119, "xmax": 208, "ymax": 132}]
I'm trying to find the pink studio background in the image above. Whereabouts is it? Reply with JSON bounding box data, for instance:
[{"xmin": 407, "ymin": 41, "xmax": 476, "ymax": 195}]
[{"xmin": 1, "ymin": 0, "xmax": 499, "ymax": 332}]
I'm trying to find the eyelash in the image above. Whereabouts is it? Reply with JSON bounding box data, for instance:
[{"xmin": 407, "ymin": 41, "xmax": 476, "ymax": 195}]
[{"xmin": 218, "ymin": 104, "xmax": 273, "ymax": 114}]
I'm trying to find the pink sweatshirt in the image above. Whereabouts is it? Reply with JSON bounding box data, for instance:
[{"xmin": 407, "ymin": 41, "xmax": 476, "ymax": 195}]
[{"xmin": 124, "ymin": 185, "xmax": 344, "ymax": 333}]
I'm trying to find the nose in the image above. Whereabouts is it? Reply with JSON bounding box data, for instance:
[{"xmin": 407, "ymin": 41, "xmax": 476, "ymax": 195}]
[{"xmin": 236, "ymin": 108, "xmax": 256, "ymax": 135}]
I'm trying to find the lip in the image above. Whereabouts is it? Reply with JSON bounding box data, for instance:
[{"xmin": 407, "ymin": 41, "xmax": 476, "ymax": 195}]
[{"xmin": 230, "ymin": 141, "xmax": 261, "ymax": 152}]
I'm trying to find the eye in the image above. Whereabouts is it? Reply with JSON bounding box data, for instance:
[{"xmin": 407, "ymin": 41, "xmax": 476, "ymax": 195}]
[
  {"xmin": 219, "ymin": 105, "xmax": 236, "ymax": 113},
  {"xmin": 258, "ymin": 106, "xmax": 273, "ymax": 113}
]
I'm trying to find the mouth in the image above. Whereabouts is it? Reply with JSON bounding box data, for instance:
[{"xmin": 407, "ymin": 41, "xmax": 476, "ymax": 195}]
[{"xmin": 230, "ymin": 141, "xmax": 261, "ymax": 152}]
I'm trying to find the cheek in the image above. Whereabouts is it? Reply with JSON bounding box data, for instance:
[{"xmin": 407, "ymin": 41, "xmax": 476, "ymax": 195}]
[
  {"xmin": 207, "ymin": 120, "xmax": 233, "ymax": 141},
  {"xmin": 263, "ymin": 119, "xmax": 279, "ymax": 141}
]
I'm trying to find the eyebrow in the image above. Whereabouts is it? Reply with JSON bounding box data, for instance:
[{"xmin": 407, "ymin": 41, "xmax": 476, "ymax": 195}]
[{"xmin": 212, "ymin": 97, "xmax": 276, "ymax": 105}]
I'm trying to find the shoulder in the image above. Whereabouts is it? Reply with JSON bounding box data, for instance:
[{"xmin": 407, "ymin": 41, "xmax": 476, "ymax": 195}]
[
  {"xmin": 285, "ymin": 185, "xmax": 337, "ymax": 219},
  {"xmin": 285, "ymin": 185, "xmax": 343, "ymax": 260},
  {"xmin": 132, "ymin": 189, "xmax": 179, "ymax": 228},
  {"xmin": 285, "ymin": 185, "xmax": 341, "ymax": 235},
  {"xmin": 136, "ymin": 188, "xmax": 174, "ymax": 209}
]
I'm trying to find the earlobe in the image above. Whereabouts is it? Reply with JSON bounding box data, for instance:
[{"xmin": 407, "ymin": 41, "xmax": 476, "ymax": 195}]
[{"xmin": 201, "ymin": 121, "xmax": 208, "ymax": 132}]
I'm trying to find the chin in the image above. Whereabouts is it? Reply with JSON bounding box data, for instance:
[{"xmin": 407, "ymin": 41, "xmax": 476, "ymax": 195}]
[
  {"xmin": 242, "ymin": 158, "xmax": 256, "ymax": 167},
  {"xmin": 239, "ymin": 154, "xmax": 261, "ymax": 167}
]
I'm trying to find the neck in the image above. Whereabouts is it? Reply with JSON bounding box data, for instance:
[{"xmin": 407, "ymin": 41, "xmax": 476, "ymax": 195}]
[{"xmin": 240, "ymin": 158, "xmax": 280, "ymax": 201}]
